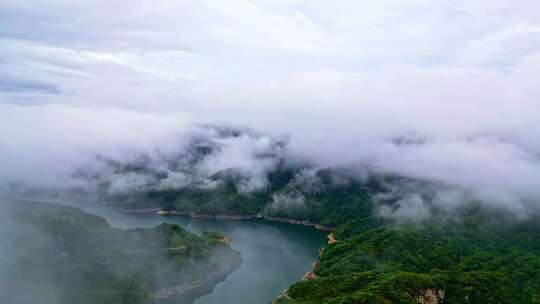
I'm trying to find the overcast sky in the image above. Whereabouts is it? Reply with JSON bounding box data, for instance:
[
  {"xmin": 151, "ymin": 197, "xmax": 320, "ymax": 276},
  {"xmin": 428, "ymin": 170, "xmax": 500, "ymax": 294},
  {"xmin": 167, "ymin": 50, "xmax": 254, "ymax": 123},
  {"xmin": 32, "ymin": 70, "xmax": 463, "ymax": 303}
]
[{"xmin": 2, "ymin": 1, "xmax": 540, "ymax": 214}]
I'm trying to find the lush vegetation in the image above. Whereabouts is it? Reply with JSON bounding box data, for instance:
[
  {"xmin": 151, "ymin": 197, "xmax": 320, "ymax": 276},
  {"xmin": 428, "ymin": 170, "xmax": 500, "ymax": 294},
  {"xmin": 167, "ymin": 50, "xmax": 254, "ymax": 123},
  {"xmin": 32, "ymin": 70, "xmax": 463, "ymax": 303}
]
[
  {"xmin": 112, "ymin": 167, "xmax": 378, "ymax": 226},
  {"xmin": 0, "ymin": 200, "xmax": 242, "ymax": 304},
  {"xmin": 276, "ymin": 215, "xmax": 540, "ymax": 304},
  {"xmin": 92, "ymin": 154, "xmax": 540, "ymax": 303}
]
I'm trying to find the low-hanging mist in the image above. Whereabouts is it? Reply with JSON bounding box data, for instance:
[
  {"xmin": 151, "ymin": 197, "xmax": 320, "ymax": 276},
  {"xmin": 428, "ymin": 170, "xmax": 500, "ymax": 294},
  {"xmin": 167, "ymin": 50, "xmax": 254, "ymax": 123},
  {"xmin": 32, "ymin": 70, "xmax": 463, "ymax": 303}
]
[
  {"xmin": 3, "ymin": 118, "xmax": 539, "ymax": 221},
  {"xmin": 2, "ymin": 1, "xmax": 540, "ymax": 220}
]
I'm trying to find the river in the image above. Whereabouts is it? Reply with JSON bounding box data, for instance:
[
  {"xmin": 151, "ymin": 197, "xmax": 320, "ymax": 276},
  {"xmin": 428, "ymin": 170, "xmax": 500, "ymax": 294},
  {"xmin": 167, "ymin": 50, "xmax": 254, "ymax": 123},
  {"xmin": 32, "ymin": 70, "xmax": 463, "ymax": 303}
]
[{"xmin": 34, "ymin": 196, "xmax": 327, "ymax": 304}]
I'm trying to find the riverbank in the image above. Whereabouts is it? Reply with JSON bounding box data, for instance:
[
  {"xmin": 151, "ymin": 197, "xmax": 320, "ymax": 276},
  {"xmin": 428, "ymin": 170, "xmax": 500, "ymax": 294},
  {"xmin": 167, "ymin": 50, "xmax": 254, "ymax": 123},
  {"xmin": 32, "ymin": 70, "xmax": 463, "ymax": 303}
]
[
  {"xmin": 279, "ymin": 232, "xmax": 339, "ymax": 301},
  {"xmin": 122, "ymin": 208, "xmax": 335, "ymax": 231}
]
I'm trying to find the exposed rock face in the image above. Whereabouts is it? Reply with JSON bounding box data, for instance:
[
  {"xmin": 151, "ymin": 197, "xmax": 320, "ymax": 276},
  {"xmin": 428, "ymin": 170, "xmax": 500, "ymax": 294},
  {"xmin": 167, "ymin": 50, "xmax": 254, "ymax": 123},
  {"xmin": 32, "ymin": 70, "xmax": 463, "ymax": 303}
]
[
  {"xmin": 302, "ymin": 267, "xmax": 319, "ymax": 280},
  {"xmin": 302, "ymin": 248, "xmax": 325, "ymax": 281},
  {"xmin": 277, "ymin": 290, "xmax": 292, "ymax": 301},
  {"xmin": 416, "ymin": 289, "xmax": 445, "ymax": 304},
  {"xmin": 327, "ymin": 232, "xmax": 338, "ymax": 244}
]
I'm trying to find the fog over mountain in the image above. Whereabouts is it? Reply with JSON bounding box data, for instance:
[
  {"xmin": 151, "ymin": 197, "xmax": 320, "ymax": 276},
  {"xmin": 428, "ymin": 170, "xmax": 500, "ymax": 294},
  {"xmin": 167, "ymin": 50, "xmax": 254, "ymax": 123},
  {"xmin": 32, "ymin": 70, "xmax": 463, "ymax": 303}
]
[{"xmin": 2, "ymin": 1, "xmax": 540, "ymax": 219}]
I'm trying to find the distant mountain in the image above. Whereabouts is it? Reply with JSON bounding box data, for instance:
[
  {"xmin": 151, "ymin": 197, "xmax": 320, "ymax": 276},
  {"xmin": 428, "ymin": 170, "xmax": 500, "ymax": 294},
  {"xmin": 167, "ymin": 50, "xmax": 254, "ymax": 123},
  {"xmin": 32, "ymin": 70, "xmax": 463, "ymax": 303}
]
[{"xmin": 69, "ymin": 125, "xmax": 444, "ymax": 226}]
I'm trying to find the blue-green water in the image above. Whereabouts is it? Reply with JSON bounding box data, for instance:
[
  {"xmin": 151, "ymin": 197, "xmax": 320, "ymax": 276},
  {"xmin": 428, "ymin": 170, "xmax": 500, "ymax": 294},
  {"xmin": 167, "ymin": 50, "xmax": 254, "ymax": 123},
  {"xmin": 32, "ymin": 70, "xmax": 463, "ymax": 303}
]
[{"xmin": 43, "ymin": 196, "xmax": 326, "ymax": 304}]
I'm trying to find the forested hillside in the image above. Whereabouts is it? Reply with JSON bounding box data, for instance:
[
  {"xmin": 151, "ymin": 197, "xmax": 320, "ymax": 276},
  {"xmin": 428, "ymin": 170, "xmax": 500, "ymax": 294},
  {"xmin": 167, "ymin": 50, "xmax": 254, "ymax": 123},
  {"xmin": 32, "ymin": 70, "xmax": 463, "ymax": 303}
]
[
  {"xmin": 277, "ymin": 215, "xmax": 540, "ymax": 304},
  {"xmin": 0, "ymin": 199, "xmax": 242, "ymax": 304}
]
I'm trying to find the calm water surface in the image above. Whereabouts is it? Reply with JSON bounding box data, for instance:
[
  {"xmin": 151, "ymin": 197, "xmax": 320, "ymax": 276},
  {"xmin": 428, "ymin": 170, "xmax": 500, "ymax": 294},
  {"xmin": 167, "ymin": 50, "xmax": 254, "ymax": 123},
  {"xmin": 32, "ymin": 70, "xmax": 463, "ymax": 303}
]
[{"xmin": 40, "ymin": 196, "xmax": 327, "ymax": 304}]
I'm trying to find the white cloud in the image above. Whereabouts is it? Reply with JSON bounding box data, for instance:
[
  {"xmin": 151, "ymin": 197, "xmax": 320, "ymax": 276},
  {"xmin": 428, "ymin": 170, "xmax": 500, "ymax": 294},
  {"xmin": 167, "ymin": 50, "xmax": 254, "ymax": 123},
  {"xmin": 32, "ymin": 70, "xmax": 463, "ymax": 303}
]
[
  {"xmin": 1, "ymin": 1, "xmax": 540, "ymax": 213},
  {"xmin": 268, "ymin": 191, "xmax": 306, "ymax": 212},
  {"xmin": 378, "ymin": 193, "xmax": 432, "ymax": 221}
]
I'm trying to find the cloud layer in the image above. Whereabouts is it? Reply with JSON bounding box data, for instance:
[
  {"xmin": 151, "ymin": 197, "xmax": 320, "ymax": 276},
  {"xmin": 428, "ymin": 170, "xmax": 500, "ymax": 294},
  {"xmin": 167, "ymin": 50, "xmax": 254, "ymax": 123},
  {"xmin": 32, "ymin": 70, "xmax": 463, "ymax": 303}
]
[{"xmin": 1, "ymin": 1, "xmax": 540, "ymax": 215}]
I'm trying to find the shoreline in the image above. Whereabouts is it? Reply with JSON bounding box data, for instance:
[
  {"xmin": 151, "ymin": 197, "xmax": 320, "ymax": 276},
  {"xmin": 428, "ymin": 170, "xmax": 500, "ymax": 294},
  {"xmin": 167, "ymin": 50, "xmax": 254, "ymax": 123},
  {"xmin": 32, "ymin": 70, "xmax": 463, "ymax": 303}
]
[
  {"xmin": 121, "ymin": 208, "xmax": 335, "ymax": 232},
  {"xmin": 122, "ymin": 206, "xmax": 334, "ymax": 303},
  {"xmin": 281, "ymin": 232, "xmax": 338, "ymax": 301}
]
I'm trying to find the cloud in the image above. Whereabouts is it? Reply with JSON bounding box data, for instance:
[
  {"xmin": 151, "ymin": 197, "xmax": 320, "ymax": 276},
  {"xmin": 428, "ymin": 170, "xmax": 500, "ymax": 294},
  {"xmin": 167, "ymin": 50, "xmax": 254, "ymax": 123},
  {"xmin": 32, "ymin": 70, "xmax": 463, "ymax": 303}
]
[
  {"xmin": 1, "ymin": 1, "xmax": 540, "ymax": 216},
  {"xmin": 196, "ymin": 133, "xmax": 286, "ymax": 192},
  {"xmin": 378, "ymin": 193, "xmax": 432, "ymax": 221},
  {"xmin": 0, "ymin": 103, "xmax": 190, "ymax": 187},
  {"xmin": 268, "ymin": 191, "xmax": 306, "ymax": 212}
]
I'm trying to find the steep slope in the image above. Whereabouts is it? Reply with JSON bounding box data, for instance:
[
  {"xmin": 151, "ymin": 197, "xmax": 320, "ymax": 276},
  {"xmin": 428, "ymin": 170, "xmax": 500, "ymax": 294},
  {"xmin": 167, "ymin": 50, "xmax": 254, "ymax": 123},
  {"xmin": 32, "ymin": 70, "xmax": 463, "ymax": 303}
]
[{"xmin": 276, "ymin": 215, "xmax": 540, "ymax": 304}]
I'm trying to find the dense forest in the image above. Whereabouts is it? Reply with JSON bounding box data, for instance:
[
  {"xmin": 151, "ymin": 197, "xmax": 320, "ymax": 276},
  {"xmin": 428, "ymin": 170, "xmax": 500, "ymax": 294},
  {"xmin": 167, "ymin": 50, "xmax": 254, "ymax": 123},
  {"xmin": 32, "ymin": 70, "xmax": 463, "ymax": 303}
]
[{"xmin": 277, "ymin": 216, "xmax": 540, "ymax": 303}]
